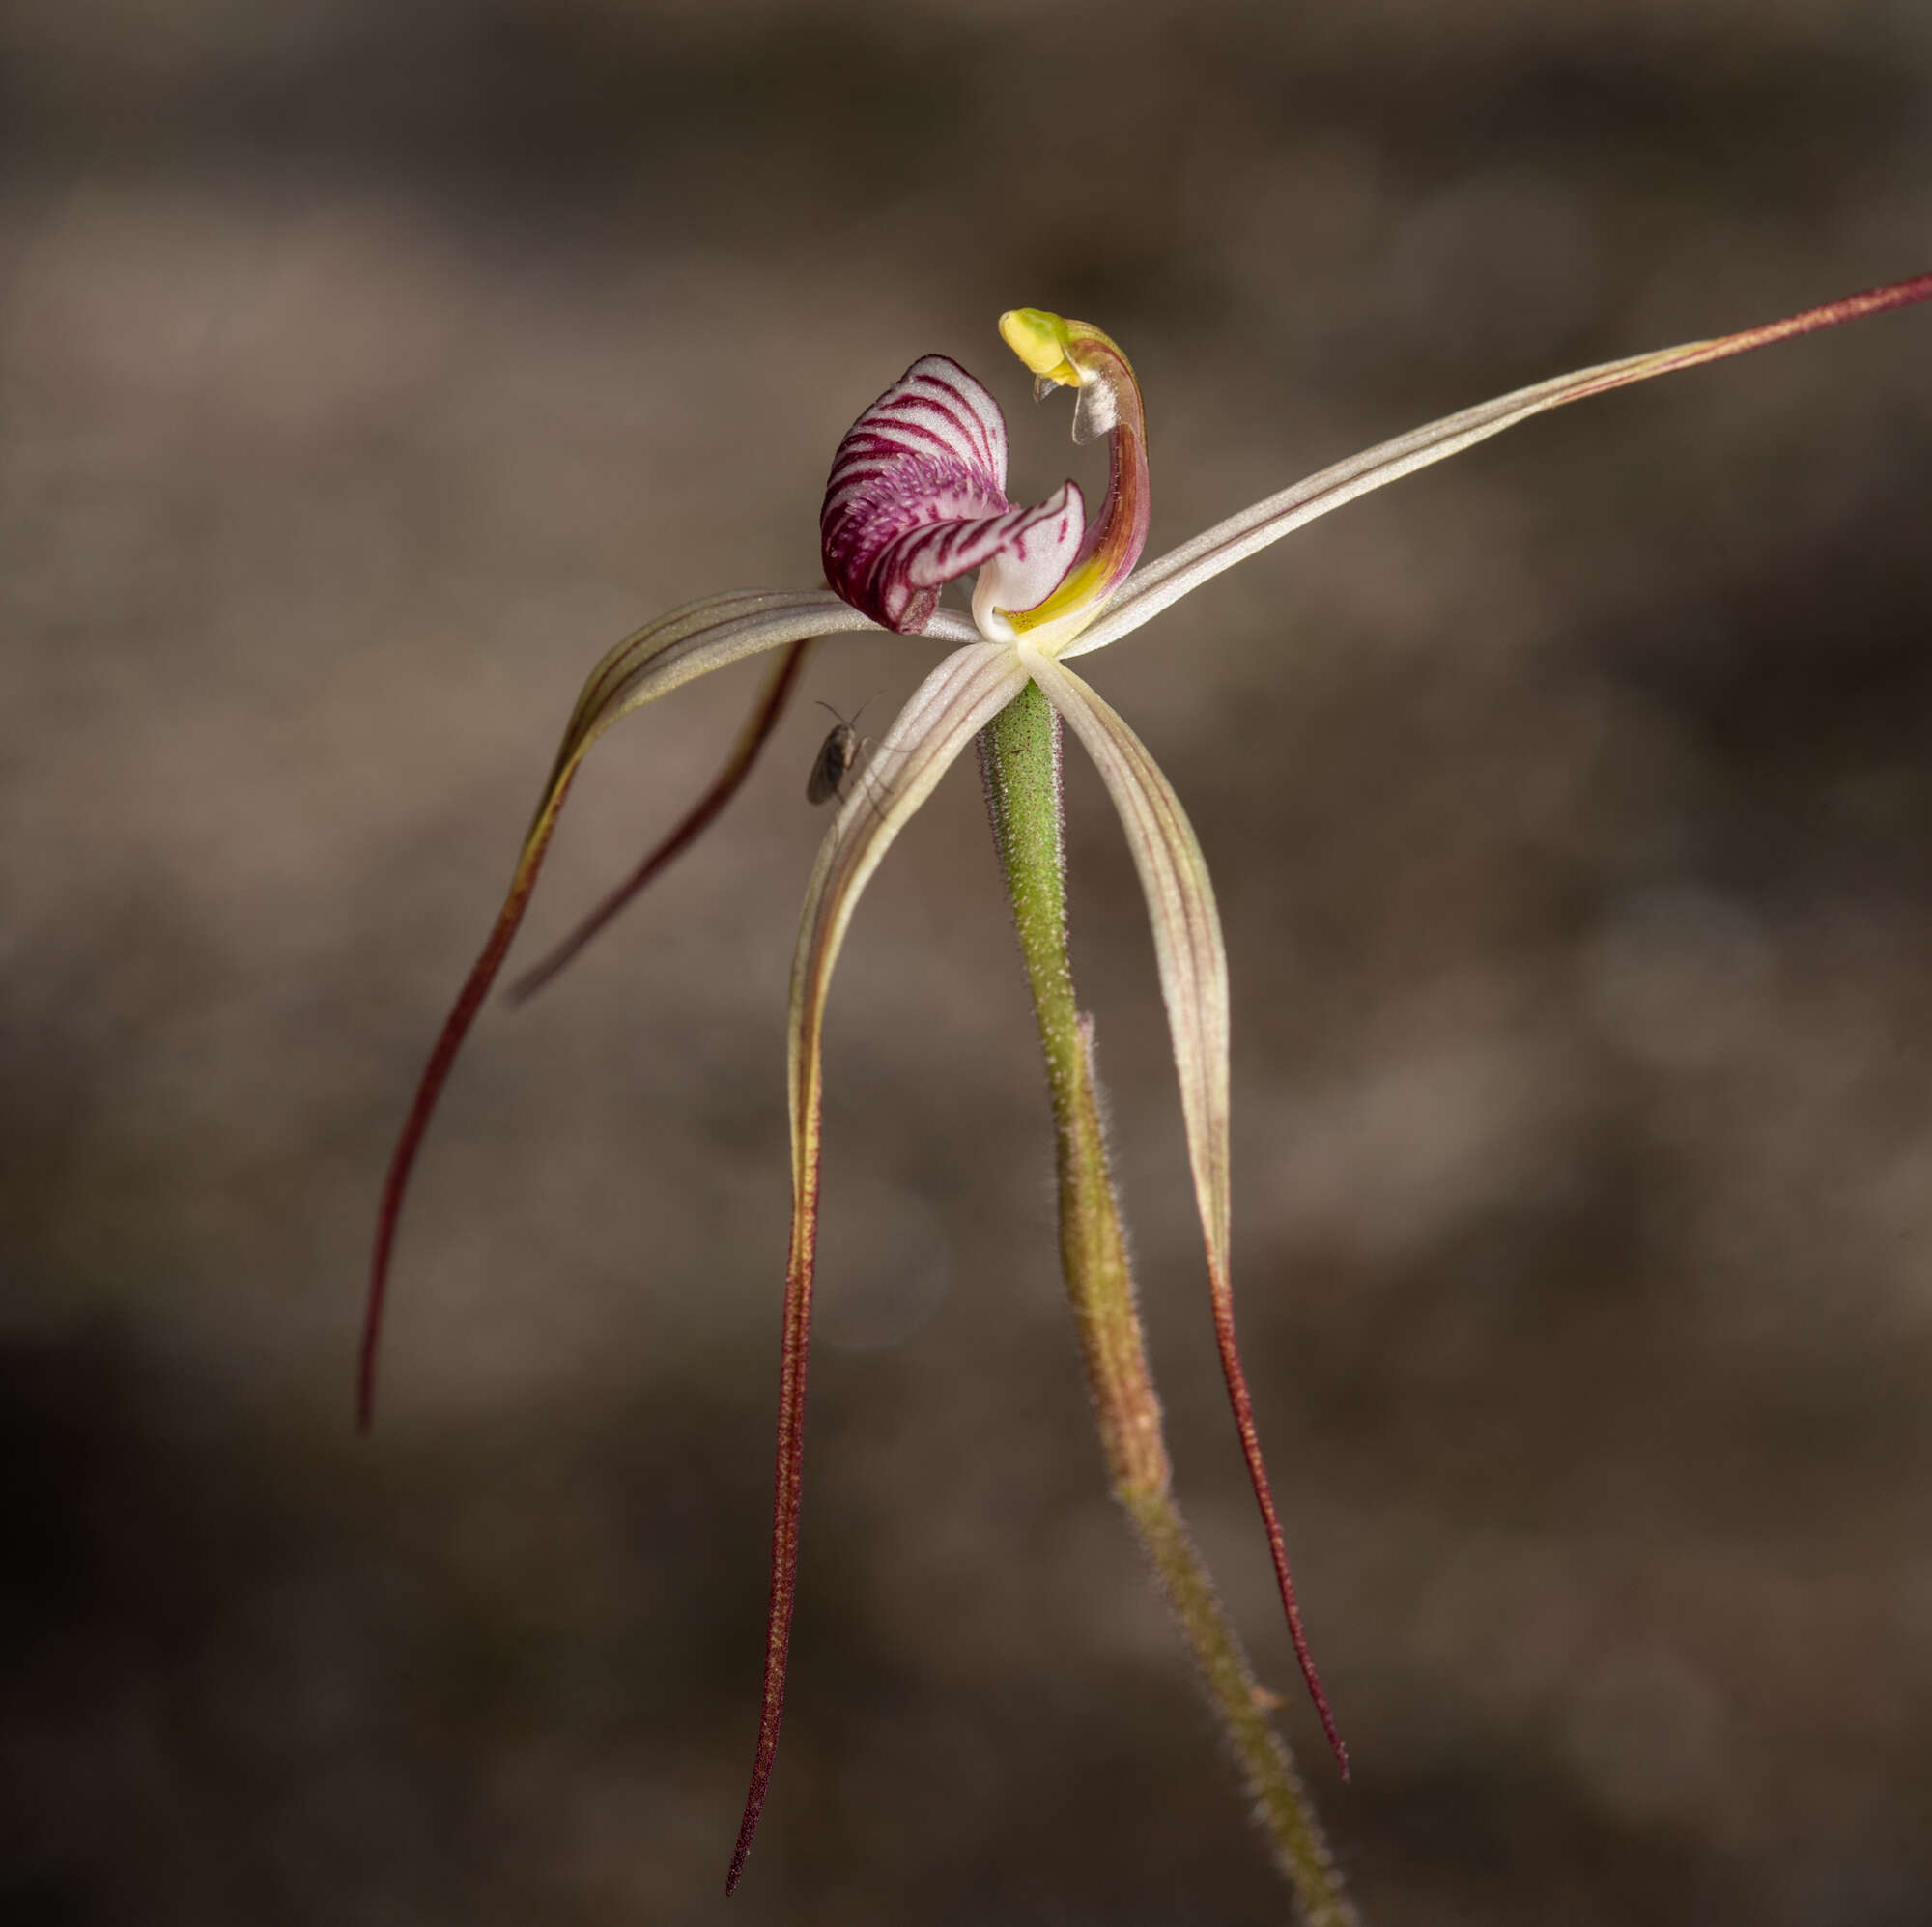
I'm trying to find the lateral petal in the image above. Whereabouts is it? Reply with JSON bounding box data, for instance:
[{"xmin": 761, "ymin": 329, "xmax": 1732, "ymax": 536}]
[
  {"xmin": 507, "ymin": 637, "xmax": 813, "ymax": 1004},
  {"xmin": 1074, "ymin": 271, "xmax": 1932, "ymax": 657},
  {"xmin": 728, "ymin": 638, "xmax": 1033, "ymax": 1893},
  {"xmin": 359, "ymin": 587, "xmax": 928, "ymax": 1428},
  {"xmin": 1024, "ymin": 648, "xmax": 1347, "ymax": 1773}
]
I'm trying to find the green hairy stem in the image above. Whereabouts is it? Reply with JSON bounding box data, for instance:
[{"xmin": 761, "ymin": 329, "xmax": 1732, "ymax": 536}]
[{"xmin": 978, "ymin": 679, "xmax": 1357, "ymax": 1927}]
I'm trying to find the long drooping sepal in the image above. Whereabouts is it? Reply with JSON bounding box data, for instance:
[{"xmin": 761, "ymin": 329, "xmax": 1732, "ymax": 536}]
[
  {"xmin": 991, "ymin": 309, "xmax": 1151, "ymax": 655},
  {"xmin": 508, "ymin": 638, "xmax": 813, "ymax": 1004},
  {"xmin": 1074, "ymin": 270, "xmax": 1932, "ymax": 658},
  {"xmin": 358, "ymin": 589, "xmax": 937, "ymax": 1430},
  {"xmin": 727, "ymin": 640, "xmax": 1032, "ymax": 1895},
  {"xmin": 821, "ymin": 354, "xmax": 1088, "ymax": 635},
  {"xmin": 1023, "ymin": 647, "xmax": 1347, "ymax": 1775}
]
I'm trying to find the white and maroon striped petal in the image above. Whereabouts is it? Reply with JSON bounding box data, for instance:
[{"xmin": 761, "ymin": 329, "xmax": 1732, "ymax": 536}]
[
  {"xmin": 888, "ymin": 478, "xmax": 1085, "ymax": 638},
  {"xmin": 821, "ymin": 355, "xmax": 1010, "ymax": 632},
  {"xmin": 821, "ymin": 354, "xmax": 1085, "ymax": 637},
  {"xmin": 961, "ymin": 482, "xmax": 1085, "ymax": 633}
]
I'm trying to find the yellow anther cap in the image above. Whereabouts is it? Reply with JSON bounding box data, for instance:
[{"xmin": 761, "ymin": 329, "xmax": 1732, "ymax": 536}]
[{"xmin": 999, "ymin": 307, "xmax": 1080, "ymax": 386}]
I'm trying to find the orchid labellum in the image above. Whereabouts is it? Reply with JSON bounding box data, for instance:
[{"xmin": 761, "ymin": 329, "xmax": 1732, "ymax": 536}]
[{"xmin": 360, "ymin": 276, "xmax": 1931, "ymax": 1906}]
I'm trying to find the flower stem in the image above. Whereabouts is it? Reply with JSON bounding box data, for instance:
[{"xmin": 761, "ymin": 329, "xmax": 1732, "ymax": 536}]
[{"xmin": 977, "ymin": 680, "xmax": 1357, "ymax": 1926}]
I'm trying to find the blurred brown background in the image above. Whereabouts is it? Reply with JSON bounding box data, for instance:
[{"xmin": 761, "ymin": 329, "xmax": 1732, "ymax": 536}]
[{"xmin": 4, "ymin": 2, "xmax": 1930, "ymax": 1922}]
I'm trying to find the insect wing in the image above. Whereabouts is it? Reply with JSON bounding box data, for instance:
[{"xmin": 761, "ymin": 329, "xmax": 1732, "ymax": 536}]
[{"xmin": 807, "ymin": 723, "xmax": 858, "ymax": 805}]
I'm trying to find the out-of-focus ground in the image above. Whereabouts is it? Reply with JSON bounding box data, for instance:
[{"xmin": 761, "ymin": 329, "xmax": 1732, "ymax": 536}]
[{"xmin": 4, "ymin": 3, "xmax": 1931, "ymax": 1921}]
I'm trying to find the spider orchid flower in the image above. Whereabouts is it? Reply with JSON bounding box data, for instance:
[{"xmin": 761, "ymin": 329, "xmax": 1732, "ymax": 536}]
[{"xmin": 360, "ymin": 274, "xmax": 1932, "ymax": 1895}]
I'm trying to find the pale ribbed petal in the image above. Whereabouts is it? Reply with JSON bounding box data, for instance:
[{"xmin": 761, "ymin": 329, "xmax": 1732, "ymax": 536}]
[
  {"xmin": 1072, "ymin": 272, "xmax": 1932, "ymax": 658},
  {"xmin": 1023, "ymin": 647, "xmax": 1346, "ymax": 1771},
  {"xmin": 729, "ymin": 639, "xmax": 1033, "ymax": 1893},
  {"xmin": 1022, "ymin": 651, "xmax": 1229, "ymax": 1258},
  {"xmin": 361, "ymin": 587, "xmax": 910, "ymax": 1427}
]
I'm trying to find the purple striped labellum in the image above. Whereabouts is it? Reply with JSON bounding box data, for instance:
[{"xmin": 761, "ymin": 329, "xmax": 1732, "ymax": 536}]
[{"xmin": 820, "ymin": 352, "xmax": 1090, "ymax": 638}]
